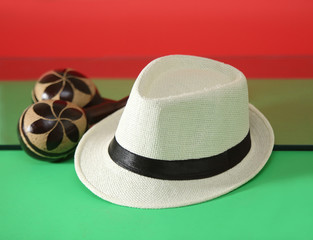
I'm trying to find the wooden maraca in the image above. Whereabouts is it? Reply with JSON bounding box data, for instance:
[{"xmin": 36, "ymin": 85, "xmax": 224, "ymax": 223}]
[
  {"xmin": 32, "ymin": 68, "xmax": 116, "ymax": 108},
  {"xmin": 18, "ymin": 97, "xmax": 128, "ymax": 162}
]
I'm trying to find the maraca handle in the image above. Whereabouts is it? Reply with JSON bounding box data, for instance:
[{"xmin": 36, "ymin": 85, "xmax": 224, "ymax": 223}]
[
  {"xmin": 83, "ymin": 89, "xmax": 116, "ymax": 108},
  {"xmin": 84, "ymin": 96, "xmax": 129, "ymax": 125}
]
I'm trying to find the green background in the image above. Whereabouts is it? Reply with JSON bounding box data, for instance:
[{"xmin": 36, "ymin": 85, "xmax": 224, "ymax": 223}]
[
  {"xmin": 1, "ymin": 150, "xmax": 313, "ymax": 239},
  {"xmin": 0, "ymin": 79, "xmax": 313, "ymax": 146}
]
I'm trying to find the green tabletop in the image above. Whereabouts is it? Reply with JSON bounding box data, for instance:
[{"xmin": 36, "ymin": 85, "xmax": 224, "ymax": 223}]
[{"xmin": 1, "ymin": 150, "xmax": 313, "ymax": 239}]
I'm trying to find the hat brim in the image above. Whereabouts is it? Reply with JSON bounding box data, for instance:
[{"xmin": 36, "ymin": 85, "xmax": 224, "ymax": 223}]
[{"xmin": 75, "ymin": 104, "xmax": 274, "ymax": 209}]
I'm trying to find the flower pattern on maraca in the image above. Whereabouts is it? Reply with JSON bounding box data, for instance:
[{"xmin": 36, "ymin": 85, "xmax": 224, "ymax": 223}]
[
  {"xmin": 39, "ymin": 69, "xmax": 91, "ymax": 102},
  {"xmin": 29, "ymin": 100, "xmax": 83, "ymax": 151}
]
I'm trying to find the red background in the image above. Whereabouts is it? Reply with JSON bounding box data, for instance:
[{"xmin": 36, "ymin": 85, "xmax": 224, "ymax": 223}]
[{"xmin": 1, "ymin": 0, "xmax": 313, "ymax": 58}]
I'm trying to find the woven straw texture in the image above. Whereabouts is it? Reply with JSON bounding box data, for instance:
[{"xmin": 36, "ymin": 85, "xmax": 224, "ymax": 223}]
[
  {"xmin": 75, "ymin": 55, "xmax": 274, "ymax": 209},
  {"xmin": 116, "ymin": 55, "xmax": 249, "ymax": 160}
]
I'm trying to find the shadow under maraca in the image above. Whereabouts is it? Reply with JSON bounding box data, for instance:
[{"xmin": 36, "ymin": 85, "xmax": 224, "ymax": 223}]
[{"xmin": 19, "ymin": 135, "xmax": 76, "ymax": 164}]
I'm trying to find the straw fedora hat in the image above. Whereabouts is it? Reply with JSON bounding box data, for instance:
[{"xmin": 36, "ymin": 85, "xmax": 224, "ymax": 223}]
[{"xmin": 75, "ymin": 55, "xmax": 274, "ymax": 209}]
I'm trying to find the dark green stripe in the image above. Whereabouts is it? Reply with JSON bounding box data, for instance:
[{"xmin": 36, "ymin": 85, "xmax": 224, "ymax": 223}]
[
  {"xmin": 273, "ymin": 145, "xmax": 313, "ymax": 151},
  {"xmin": 0, "ymin": 144, "xmax": 312, "ymax": 151},
  {"xmin": 0, "ymin": 145, "xmax": 22, "ymax": 150}
]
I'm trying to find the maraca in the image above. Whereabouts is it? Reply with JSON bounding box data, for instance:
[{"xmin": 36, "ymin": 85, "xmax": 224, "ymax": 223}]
[
  {"xmin": 18, "ymin": 97, "xmax": 128, "ymax": 162},
  {"xmin": 32, "ymin": 68, "xmax": 116, "ymax": 108}
]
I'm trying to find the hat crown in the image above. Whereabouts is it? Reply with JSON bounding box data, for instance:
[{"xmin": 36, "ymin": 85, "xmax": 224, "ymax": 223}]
[{"xmin": 115, "ymin": 55, "xmax": 249, "ymax": 160}]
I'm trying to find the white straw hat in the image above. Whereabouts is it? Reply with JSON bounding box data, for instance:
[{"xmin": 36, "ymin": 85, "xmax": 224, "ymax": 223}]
[{"xmin": 75, "ymin": 55, "xmax": 274, "ymax": 209}]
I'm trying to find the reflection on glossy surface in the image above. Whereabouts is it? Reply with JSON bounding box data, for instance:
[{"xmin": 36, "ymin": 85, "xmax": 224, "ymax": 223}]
[
  {"xmin": 0, "ymin": 79, "xmax": 312, "ymax": 146},
  {"xmin": 248, "ymin": 79, "xmax": 313, "ymax": 145}
]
